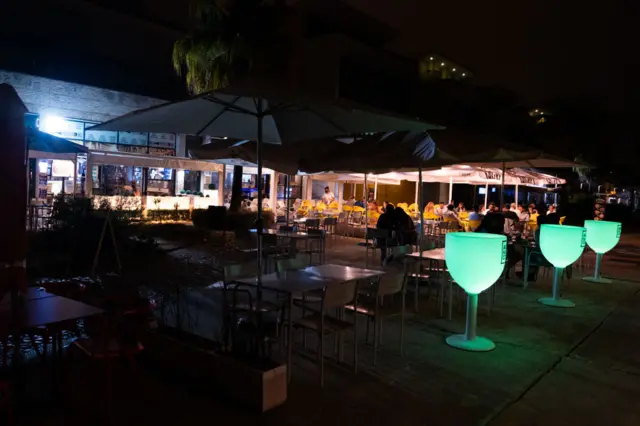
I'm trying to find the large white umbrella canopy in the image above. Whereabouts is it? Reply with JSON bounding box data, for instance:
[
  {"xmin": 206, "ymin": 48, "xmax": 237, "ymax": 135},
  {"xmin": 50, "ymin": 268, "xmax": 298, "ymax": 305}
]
[
  {"xmin": 88, "ymin": 81, "xmax": 442, "ymax": 143},
  {"xmin": 88, "ymin": 81, "xmax": 441, "ymax": 292}
]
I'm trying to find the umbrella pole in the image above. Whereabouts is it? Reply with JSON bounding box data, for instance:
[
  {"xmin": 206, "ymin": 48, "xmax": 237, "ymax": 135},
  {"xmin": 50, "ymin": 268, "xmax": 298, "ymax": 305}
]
[
  {"xmin": 500, "ymin": 162, "xmax": 506, "ymax": 208},
  {"xmin": 374, "ymin": 175, "xmax": 378, "ymax": 201},
  {"xmin": 484, "ymin": 183, "xmax": 489, "ymax": 210},
  {"xmin": 364, "ymin": 173, "xmax": 368, "ymax": 267},
  {"xmin": 256, "ymin": 101, "xmax": 264, "ymax": 356},
  {"xmin": 285, "ymin": 174, "xmax": 290, "ymax": 226},
  {"xmin": 448, "ymin": 176, "xmax": 453, "ymax": 204},
  {"xmin": 418, "ymin": 165, "xmax": 424, "ymax": 282}
]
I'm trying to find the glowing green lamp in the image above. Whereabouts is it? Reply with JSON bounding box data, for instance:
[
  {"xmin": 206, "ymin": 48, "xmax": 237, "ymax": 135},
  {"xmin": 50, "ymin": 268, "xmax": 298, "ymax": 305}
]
[
  {"xmin": 444, "ymin": 232, "xmax": 507, "ymax": 352},
  {"xmin": 538, "ymin": 224, "xmax": 586, "ymax": 308},
  {"xmin": 582, "ymin": 220, "xmax": 621, "ymax": 284}
]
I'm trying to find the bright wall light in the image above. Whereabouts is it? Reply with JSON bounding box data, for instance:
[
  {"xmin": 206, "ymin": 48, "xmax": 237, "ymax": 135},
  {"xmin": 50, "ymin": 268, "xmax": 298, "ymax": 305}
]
[{"xmin": 40, "ymin": 115, "xmax": 67, "ymax": 134}]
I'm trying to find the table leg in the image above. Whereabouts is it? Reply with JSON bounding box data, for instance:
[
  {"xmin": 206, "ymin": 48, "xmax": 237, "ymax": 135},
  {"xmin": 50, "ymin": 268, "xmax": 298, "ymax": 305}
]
[{"xmin": 287, "ymin": 294, "xmax": 293, "ymax": 383}]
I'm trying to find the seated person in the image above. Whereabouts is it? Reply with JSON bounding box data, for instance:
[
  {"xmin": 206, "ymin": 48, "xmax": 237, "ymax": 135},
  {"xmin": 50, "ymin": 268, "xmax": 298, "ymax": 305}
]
[
  {"xmin": 434, "ymin": 201, "xmax": 447, "ymax": 217},
  {"xmin": 516, "ymin": 205, "xmax": 530, "ymax": 222},
  {"xmin": 354, "ymin": 197, "xmax": 366, "ymax": 208},
  {"xmin": 394, "ymin": 205, "xmax": 416, "ymax": 246},
  {"xmin": 468, "ymin": 205, "xmax": 483, "ymax": 221},
  {"xmin": 475, "ymin": 212, "xmax": 505, "ymax": 235},
  {"xmin": 455, "ymin": 202, "xmax": 466, "ymax": 213},
  {"xmin": 376, "ymin": 204, "xmax": 396, "ymax": 264},
  {"xmin": 345, "ymin": 196, "xmax": 356, "ymax": 207},
  {"xmin": 502, "ymin": 205, "xmax": 520, "ymax": 222},
  {"xmin": 442, "ymin": 204, "xmax": 460, "ymax": 223}
]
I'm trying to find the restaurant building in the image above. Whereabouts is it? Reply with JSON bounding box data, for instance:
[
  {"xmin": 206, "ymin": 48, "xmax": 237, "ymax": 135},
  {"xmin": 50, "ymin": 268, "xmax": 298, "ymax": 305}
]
[{"xmin": 2, "ymin": 70, "xmax": 225, "ymax": 208}]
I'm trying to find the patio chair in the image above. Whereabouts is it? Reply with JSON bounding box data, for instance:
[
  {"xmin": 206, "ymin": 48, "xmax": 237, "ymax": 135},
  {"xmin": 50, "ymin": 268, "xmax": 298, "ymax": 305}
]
[
  {"xmin": 293, "ymin": 279, "xmax": 359, "ymax": 386},
  {"xmin": 304, "ymin": 218, "xmax": 321, "ymax": 230},
  {"xmin": 346, "ymin": 270, "xmax": 407, "ymax": 364},
  {"xmin": 323, "ymin": 217, "xmax": 338, "ymax": 245},
  {"xmin": 300, "ymin": 229, "xmax": 326, "ymax": 264},
  {"xmin": 276, "ymin": 256, "xmax": 323, "ymax": 306}
]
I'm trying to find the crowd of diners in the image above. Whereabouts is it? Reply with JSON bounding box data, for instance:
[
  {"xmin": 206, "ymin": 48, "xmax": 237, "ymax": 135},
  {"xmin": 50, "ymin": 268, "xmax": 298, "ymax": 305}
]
[{"xmin": 373, "ymin": 198, "xmax": 563, "ymax": 276}]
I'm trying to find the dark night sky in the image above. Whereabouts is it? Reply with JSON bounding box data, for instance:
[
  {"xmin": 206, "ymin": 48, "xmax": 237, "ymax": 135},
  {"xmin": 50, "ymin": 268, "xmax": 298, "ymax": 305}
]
[{"xmin": 346, "ymin": 0, "xmax": 638, "ymax": 115}]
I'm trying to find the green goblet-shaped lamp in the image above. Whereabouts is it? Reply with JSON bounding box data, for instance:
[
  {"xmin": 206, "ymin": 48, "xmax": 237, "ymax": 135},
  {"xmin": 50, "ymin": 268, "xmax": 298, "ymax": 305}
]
[
  {"xmin": 538, "ymin": 224, "xmax": 586, "ymax": 308},
  {"xmin": 444, "ymin": 232, "xmax": 507, "ymax": 352},
  {"xmin": 582, "ymin": 220, "xmax": 621, "ymax": 284}
]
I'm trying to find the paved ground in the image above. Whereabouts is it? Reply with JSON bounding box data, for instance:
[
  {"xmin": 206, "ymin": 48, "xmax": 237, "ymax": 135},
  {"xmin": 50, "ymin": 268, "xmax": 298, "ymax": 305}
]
[{"xmin": 12, "ymin": 233, "xmax": 640, "ymax": 426}]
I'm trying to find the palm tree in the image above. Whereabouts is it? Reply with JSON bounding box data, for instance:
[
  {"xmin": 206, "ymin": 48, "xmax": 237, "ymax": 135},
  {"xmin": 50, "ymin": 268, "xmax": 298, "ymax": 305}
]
[{"xmin": 172, "ymin": 0, "xmax": 296, "ymax": 211}]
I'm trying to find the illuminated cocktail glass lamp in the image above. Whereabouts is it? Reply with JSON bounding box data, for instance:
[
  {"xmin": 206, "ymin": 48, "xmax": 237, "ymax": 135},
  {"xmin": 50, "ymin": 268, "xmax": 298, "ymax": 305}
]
[
  {"xmin": 444, "ymin": 233, "xmax": 507, "ymax": 352},
  {"xmin": 582, "ymin": 220, "xmax": 621, "ymax": 284},
  {"xmin": 538, "ymin": 224, "xmax": 586, "ymax": 308}
]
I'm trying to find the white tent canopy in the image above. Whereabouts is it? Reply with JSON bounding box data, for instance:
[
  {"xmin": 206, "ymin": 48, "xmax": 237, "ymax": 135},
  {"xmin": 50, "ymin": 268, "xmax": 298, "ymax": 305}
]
[{"xmin": 89, "ymin": 150, "xmax": 223, "ymax": 172}]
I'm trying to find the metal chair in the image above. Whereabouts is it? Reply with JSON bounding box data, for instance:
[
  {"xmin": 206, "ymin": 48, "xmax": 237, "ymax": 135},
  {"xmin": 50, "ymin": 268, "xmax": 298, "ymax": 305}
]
[
  {"xmin": 301, "ymin": 229, "xmax": 326, "ymax": 264},
  {"xmin": 293, "ymin": 279, "xmax": 359, "ymax": 386},
  {"xmin": 346, "ymin": 271, "xmax": 406, "ymax": 364}
]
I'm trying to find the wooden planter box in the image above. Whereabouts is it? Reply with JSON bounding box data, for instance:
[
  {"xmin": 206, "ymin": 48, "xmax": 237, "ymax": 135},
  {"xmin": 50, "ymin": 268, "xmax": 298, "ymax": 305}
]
[{"xmin": 143, "ymin": 329, "xmax": 286, "ymax": 412}]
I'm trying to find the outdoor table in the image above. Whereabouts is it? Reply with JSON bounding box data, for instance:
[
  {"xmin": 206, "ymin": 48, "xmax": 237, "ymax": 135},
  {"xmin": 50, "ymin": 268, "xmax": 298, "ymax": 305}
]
[
  {"xmin": 408, "ymin": 249, "xmax": 454, "ymax": 318},
  {"xmin": 302, "ymin": 264, "xmax": 386, "ymax": 282},
  {"xmin": 0, "ymin": 295, "xmax": 106, "ymax": 329},
  {"xmin": 234, "ymin": 270, "xmax": 337, "ymax": 382},
  {"xmin": 26, "ymin": 287, "xmax": 57, "ymax": 300}
]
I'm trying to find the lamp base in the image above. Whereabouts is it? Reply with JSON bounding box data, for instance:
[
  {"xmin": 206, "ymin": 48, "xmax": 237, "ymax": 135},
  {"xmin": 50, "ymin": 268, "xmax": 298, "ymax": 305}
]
[
  {"xmin": 445, "ymin": 335, "xmax": 496, "ymax": 352},
  {"xmin": 582, "ymin": 276, "xmax": 612, "ymax": 284},
  {"xmin": 538, "ymin": 297, "xmax": 575, "ymax": 308}
]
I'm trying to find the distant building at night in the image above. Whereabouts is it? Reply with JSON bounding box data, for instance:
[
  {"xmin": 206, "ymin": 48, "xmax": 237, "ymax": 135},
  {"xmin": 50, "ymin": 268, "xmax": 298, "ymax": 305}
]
[{"xmin": 419, "ymin": 54, "xmax": 473, "ymax": 81}]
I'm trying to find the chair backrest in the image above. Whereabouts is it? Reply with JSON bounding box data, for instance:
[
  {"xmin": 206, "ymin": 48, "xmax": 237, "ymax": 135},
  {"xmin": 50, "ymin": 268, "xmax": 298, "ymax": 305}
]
[
  {"xmin": 322, "ymin": 280, "xmax": 357, "ymax": 310},
  {"xmin": 324, "ymin": 217, "xmax": 337, "ymax": 226},
  {"xmin": 328, "ymin": 201, "xmax": 339, "ymax": 209},
  {"xmin": 376, "ymin": 272, "xmax": 406, "ymax": 297},
  {"xmin": 261, "ymin": 233, "xmax": 278, "ymax": 247},
  {"xmin": 276, "ymin": 256, "xmax": 306, "ymax": 273},
  {"xmin": 306, "ymin": 218, "xmax": 321, "ymax": 229},
  {"xmin": 351, "ymin": 211, "xmax": 363, "ymax": 221},
  {"xmin": 343, "ymin": 204, "xmax": 353, "ymax": 212},
  {"xmin": 307, "ymin": 228, "xmax": 325, "ymax": 238},
  {"xmin": 467, "ymin": 219, "xmax": 482, "ymax": 232},
  {"xmin": 353, "ymin": 206, "xmax": 365, "ymax": 213},
  {"xmin": 223, "ymin": 264, "xmax": 245, "ymax": 284}
]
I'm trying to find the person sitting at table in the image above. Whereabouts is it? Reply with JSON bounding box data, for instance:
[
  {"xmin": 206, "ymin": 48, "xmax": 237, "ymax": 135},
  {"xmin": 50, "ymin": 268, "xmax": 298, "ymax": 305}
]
[
  {"xmin": 475, "ymin": 211, "xmax": 505, "ymax": 235},
  {"xmin": 354, "ymin": 197, "xmax": 366, "ymax": 208},
  {"xmin": 468, "ymin": 205, "xmax": 483, "ymax": 221},
  {"xmin": 393, "ymin": 205, "xmax": 416, "ymax": 245},
  {"xmin": 502, "ymin": 205, "xmax": 519, "ymax": 222},
  {"xmin": 528, "ymin": 204, "xmax": 538, "ymax": 215},
  {"xmin": 516, "ymin": 205, "xmax": 530, "ymax": 222},
  {"xmin": 510, "ymin": 203, "xmax": 518, "ymax": 212},
  {"xmin": 483, "ymin": 202, "xmax": 496, "ymax": 215},
  {"xmin": 424, "ymin": 201, "xmax": 436, "ymax": 217},
  {"xmin": 322, "ymin": 186, "xmax": 336, "ymax": 205},
  {"xmin": 443, "ymin": 204, "xmax": 460, "ymax": 224},
  {"xmin": 455, "ymin": 201, "xmax": 466, "ymax": 213},
  {"xmin": 434, "ymin": 201, "xmax": 447, "ymax": 217},
  {"xmin": 376, "ymin": 204, "xmax": 396, "ymax": 264},
  {"xmin": 547, "ymin": 204, "xmax": 557, "ymax": 215},
  {"xmin": 345, "ymin": 196, "xmax": 356, "ymax": 207}
]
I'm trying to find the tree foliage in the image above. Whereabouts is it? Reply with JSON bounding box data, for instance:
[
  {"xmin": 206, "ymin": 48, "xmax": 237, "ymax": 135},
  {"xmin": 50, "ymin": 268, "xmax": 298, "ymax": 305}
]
[{"xmin": 172, "ymin": 0, "xmax": 293, "ymax": 94}]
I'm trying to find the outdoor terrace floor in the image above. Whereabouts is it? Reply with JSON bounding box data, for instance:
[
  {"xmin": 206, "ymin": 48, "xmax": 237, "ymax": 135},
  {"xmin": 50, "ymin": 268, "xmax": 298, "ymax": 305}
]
[{"xmin": 14, "ymin": 233, "xmax": 640, "ymax": 426}]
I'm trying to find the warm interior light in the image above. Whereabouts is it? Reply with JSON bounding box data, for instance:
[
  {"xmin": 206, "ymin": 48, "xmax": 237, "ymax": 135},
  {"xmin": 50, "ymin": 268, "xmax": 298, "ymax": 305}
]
[
  {"xmin": 445, "ymin": 233, "xmax": 506, "ymax": 294},
  {"xmin": 440, "ymin": 62, "xmax": 445, "ymax": 66},
  {"xmin": 429, "ymin": 57, "xmax": 434, "ymax": 60},
  {"xmin": 452, "ymin": 68, "xmax": 456, "ymax": 71},
  {"xmin": 462, "ymin": 73, "xmax": 466, "ymax": 76},
  {"xmin": 540, "ymin": 225, "xmax": 586, "ymax": 268},
  {"xmin": 584, "ymin": 220, "xmax": 621, "ymax": 254}
]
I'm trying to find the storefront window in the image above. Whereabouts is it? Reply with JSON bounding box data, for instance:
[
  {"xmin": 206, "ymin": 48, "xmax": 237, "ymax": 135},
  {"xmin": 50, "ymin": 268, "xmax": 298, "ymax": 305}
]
[{"xmin": 183, "ymin": 170, "xmax": 201, "ymax": 193}]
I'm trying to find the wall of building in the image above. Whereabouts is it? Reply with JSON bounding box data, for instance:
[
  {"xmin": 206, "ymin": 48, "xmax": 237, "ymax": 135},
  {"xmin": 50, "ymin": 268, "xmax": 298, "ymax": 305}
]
[{"xmin": 0, "ymin": 70, "xmax": 166, "ymax": 123}]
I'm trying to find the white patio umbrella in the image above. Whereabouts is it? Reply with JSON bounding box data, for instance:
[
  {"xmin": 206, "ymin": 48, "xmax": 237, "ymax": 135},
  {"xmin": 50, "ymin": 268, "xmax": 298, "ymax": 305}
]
[{"xmin": 88, "ymin": 81, "xmax": 441, "ymax": 288}]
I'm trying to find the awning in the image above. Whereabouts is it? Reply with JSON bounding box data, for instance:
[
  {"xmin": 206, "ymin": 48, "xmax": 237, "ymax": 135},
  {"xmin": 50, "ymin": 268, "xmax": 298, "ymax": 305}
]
[
  {"xmin": 88, "ymin": 151, "xmax": 223, "ymax": 172},
  {"xmin": 28, "ymin": 150, "xmax": 78, "ymax": 161}
]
